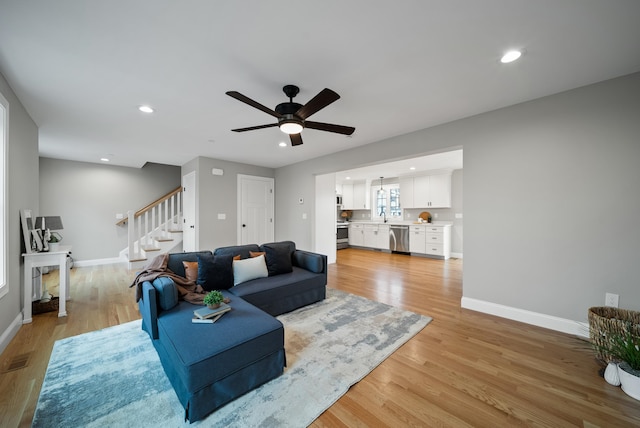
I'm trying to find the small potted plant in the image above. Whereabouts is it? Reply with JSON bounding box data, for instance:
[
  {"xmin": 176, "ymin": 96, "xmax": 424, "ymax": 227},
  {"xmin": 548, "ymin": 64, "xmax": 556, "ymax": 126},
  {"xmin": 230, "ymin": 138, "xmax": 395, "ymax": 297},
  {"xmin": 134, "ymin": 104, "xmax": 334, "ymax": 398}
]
[
  {"xmin": 598, "ymin": 324, "xmax": 640, "ymax": 400},
  {"xmin": 203, "ymin": 290, "xmax": 224, "ymax": 309}
]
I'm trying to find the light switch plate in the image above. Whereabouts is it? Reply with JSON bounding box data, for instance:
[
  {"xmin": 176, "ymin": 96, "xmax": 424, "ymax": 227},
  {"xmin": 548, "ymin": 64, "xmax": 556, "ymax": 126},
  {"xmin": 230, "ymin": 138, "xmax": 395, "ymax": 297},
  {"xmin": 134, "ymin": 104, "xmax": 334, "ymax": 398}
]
[{"xmin": 217, "ymin": 213, "xmax": 226, "ymax": 220}]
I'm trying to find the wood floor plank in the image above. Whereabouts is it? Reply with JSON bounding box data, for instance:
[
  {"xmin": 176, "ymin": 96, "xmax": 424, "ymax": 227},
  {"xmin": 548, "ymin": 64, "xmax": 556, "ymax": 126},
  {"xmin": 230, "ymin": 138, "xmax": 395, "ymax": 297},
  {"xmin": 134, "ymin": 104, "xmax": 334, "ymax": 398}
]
[{"xmin": 0, "ymin": 249, "xmax": 638, "ymax": 427}]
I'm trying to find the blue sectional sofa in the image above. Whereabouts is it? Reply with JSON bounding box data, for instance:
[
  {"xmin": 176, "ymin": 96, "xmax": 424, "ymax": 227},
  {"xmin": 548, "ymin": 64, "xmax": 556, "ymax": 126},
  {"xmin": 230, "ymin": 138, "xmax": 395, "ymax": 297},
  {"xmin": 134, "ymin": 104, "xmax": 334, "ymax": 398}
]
[{"xmin": 137, "ymin": 241, "xmax": 327, "ymax": 422}]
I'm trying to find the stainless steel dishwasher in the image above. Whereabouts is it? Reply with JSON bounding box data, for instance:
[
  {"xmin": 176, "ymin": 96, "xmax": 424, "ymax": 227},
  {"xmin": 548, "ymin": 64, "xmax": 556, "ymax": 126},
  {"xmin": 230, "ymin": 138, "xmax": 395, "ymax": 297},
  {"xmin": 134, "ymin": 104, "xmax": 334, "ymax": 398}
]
[{"xmin": 389, "ymin": 225, "xmax": 410, "ymax": 253}]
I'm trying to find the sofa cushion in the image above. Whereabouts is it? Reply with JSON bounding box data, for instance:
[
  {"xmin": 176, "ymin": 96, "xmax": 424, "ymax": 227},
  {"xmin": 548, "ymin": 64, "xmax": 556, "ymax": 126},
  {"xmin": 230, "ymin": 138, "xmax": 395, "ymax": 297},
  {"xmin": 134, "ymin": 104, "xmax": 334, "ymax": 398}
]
[
  {"xmin": 152, "ymin": 276, "xmax": 179, "ymax": 310},
  {"xmin": 214, "ymin": 244, "xmax": 260, "ymax": 260},
  {"xmin": 293, "ymin": 250, "xmax": 325, "ymax": 274},
  {"xmin": 233, "ymin": 254, "xmax": 268, "ymax": 285},
  {"xmin": 196, "ymin": 253, "xmax": 234, "ymax": 291},
  {"xmin": 155, "ymin": 292, "xmax": 284, "ymax": 396},
  {"xmin": 260, "ymin": 243, "xmax": 293, "ymax": 276},
  {"xmin": 182, "ymin": 261, "xmax": 199, "ymax": 282},
  {"xmin": 167, "ymin": 251, "xmax": 212, "ymax": 278}
]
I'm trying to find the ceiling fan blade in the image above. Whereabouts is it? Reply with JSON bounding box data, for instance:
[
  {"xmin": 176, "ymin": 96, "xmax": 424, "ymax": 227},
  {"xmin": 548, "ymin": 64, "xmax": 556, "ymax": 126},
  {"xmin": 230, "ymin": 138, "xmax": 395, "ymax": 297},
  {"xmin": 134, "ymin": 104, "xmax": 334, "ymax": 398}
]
[
  {"xmin": 305, "ymin": 121, "xmax": 355, "ymax": 135},
  {"xmin": 231, "ymin": 123, "xmax": 279, "ymax": 132},
  {"xmin": 294, "ymin": 88, "xmax": 340, "ymax": 120},
  {"xmin": 226, "ymin": 91, "xmax": 281, "ymax": 119},
  {"xmin": 289, "ymin": 133, "xmax": 303, "ymax": 146}
]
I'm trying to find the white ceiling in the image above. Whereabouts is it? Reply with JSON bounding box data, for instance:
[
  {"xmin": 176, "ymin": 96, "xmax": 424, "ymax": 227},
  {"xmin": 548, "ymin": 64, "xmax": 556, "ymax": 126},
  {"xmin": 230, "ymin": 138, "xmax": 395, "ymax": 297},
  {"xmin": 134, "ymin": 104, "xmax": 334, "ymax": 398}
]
[{"xmin": 0, "ymin": 1, "xmax": 639, "ymax": 169}]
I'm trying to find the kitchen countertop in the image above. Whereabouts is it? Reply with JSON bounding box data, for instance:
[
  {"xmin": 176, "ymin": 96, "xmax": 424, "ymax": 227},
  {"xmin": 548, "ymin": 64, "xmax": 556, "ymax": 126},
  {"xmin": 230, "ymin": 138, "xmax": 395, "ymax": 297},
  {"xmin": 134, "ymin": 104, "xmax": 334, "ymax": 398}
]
[{"xmin": 339, "ymin": 220, "xmax": 453, "ymax": 226}]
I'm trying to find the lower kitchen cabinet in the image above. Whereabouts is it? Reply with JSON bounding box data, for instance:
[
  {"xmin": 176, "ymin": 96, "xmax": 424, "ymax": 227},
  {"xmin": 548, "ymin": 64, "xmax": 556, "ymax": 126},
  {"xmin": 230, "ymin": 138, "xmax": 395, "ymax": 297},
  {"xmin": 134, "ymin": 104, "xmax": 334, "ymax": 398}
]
[
  {"xmin": 349, "ymin": 223, "xmax": 364, "ymax": 247},
  {"xmin": 409, "ymin": 224, "xmax": 451, "ymax": 259}
]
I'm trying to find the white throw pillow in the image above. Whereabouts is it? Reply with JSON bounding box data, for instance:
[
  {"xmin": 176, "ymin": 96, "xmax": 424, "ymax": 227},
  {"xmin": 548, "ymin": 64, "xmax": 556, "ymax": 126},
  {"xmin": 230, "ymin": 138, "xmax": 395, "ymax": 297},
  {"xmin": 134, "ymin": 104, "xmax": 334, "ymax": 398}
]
[{"xmin": 233, "ymin": 254, "xmax": 268, "ymax": 286}]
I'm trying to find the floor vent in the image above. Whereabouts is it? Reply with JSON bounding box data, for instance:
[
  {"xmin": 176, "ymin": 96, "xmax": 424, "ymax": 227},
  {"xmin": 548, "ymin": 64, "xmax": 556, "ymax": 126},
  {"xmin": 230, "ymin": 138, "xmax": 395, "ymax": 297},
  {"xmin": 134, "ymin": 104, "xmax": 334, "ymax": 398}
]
[{"xmin": 2, "ymin": 352, "xmax": 31, "ymax": 373}]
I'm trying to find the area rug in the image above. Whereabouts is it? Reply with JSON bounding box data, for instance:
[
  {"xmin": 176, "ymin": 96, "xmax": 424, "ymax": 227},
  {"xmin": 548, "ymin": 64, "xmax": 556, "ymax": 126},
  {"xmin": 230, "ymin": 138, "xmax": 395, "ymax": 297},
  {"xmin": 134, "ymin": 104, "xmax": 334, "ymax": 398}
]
[{"xmin": 33, "ymin": 288, "xmax": 431, "ymax": 427}]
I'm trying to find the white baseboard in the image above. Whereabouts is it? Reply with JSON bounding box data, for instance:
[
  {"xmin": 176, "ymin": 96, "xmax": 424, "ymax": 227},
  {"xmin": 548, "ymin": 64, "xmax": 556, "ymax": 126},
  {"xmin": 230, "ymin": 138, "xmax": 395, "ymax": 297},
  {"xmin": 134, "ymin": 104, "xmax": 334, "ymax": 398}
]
[
  {"xmin": 461, "ymin": 297, "xmax": 589, "ymax": 338},
  {"xmin": 0, "ymin": 313, "xmax": 24, "ymax": 356},
  {"xmin": 72, "ymin": 257, "xmax": 126, "ymax": 268},
  {"xmin": 451, "ymin": 252, "xmax": 463, "ymax": 259}
]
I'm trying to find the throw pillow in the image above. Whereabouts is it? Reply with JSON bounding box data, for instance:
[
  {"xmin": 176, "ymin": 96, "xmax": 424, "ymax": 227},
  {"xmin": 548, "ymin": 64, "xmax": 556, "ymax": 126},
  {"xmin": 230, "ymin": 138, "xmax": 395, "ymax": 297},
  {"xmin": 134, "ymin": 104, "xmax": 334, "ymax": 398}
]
[
  {"xmin": 196, "ymin": 253, "xmax": 235, "ymax": 291},
  {"xmin": 249, "ymin": 251, "xmax": 265, "ymax": 258},
  {"xmin": 233, "ymin": 254, "xmax": 268, "ymax": 286},
  {"xmin": 182, "ymin": 261, "xmax": 198, "ymax": 282},
  {"xmin": 151, "ymin": 276, "xmax": 179, "ymax": 310},
  {"xmin": 262, "ymin": 243, "xmax": 293, "ymax": 276}
]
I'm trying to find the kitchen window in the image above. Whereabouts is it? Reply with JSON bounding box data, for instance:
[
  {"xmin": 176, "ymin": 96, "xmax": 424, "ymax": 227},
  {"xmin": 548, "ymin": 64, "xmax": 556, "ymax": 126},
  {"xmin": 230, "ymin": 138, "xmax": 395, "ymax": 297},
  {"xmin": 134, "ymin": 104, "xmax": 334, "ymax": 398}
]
[{"xmin": 372, "ymin": 184, "xmax": 401, "ymax": 221}]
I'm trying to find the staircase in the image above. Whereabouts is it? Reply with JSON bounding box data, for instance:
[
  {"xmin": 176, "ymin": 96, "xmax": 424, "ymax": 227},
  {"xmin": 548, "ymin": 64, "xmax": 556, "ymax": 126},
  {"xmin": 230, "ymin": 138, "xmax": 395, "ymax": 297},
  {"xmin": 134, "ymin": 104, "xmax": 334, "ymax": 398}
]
[{"xmin": 118, "ymin": 186, "xmax": 183, "ymax": 270}]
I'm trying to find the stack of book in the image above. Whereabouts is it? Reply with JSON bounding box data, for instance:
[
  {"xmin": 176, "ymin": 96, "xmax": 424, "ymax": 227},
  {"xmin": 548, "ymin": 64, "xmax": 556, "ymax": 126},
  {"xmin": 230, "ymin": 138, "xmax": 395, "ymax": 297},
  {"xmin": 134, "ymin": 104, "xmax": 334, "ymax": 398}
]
[{"xmin": 192, "ymin": 303, "xmax": 231, "ymax": 324}]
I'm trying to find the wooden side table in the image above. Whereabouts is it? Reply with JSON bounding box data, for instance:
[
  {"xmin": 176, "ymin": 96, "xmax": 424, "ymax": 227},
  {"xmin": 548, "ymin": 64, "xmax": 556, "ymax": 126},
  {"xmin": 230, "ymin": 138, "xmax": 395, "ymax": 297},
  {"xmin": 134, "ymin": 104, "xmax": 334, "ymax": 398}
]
[{"xmin": 22, "ymin": 245, "xmax": 72, "ymax": 323}]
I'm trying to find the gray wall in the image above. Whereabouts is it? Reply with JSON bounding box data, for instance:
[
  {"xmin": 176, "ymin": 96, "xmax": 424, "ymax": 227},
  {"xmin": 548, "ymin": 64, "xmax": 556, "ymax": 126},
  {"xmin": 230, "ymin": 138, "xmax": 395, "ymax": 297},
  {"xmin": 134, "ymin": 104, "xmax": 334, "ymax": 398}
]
[
  {"xmin": 0, "ymin": 72, "xmax": 39, "ymax": 349},
  {"xmin": 39, "ymin": 159, "xmax": 181, "ymax": 261},
  {"xmin": 275, "ymin": 72, "xmax": 640, "ymax": 323},
  {"xmin": 182, "ymin": 156, "xmax": 274, "ymax": 251}
]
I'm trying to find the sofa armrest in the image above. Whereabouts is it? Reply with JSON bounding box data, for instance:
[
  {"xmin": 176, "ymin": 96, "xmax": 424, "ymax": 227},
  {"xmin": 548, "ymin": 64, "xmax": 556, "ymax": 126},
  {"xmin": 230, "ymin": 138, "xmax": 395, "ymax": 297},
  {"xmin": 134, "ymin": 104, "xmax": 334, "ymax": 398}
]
[
  {"xmin": 139, "ymin": 281, "xmax": 159, "ymax": 340},
  {"xmin": 292, "ymin": 250, "xmax": 327, "ymax": 275}
]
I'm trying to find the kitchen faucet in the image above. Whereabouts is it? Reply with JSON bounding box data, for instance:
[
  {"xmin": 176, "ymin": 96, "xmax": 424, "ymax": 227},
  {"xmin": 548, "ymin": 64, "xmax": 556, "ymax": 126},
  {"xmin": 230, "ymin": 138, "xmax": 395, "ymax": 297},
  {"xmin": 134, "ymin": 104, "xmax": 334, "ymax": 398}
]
[{"xmin": 380, "ymin": 210, "xmax": 387, "ymax": 223}]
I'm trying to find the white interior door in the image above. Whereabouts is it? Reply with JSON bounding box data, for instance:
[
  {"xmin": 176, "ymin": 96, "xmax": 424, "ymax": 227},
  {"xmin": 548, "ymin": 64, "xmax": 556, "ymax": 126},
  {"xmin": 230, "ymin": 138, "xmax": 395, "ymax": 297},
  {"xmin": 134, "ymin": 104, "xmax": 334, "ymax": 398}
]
[
  {"xmin": 182, "ymin": 171, "xmax": 196, "ymax": 251},
  {"xmin": 238, "ymin": 175, "xmax": 274, "ymax": 245}
]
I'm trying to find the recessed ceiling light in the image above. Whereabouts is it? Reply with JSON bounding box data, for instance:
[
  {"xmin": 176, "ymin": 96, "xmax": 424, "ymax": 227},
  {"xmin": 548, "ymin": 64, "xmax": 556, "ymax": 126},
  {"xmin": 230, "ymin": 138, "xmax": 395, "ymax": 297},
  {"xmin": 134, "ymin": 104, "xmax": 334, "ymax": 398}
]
[
  {"xmin": 138, "ymin": 105, "xmax": 154, "ymax": 113},
  {"xmin": 345, "ymin": 176, "xmax": 351, "ymax": 180},
  {"xmin": 409, "ymin": 167, "xmax": 416, "ymax": 170},
  {"xmin": 279, "ymin": 142, "xmax": 287, "ymax": 147},
  {"xmin": 100, "ymin": 157, "xmax": 110, "ymax": 162},
  {"xmin": 500, "ymin": 50, "xmax": 523, "ymax": 64}
]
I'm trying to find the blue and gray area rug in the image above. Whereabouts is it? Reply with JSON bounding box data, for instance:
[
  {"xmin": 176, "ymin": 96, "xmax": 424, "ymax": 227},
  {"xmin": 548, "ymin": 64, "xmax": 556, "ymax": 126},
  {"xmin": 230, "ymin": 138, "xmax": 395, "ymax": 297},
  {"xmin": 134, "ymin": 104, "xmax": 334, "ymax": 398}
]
[{"xmin": 33, "ymin": 289, "xmax": 431, "ymax": 427}]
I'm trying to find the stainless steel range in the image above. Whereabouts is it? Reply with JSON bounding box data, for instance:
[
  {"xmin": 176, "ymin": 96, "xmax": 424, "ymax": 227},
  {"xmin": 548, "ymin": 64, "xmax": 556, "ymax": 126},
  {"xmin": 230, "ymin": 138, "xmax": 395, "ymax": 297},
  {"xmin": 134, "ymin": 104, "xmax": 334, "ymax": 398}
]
[{"xmin": 337, "ymin": 223, "xmax": 349, "ymax": 249}]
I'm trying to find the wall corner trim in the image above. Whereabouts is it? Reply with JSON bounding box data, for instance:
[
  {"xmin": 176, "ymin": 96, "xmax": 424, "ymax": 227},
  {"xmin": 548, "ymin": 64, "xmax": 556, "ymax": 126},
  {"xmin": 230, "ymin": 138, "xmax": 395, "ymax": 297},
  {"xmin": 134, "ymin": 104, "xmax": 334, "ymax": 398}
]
[{"xmin": 460, "ymin": 296, "xmax": 589, "ymax": 338}]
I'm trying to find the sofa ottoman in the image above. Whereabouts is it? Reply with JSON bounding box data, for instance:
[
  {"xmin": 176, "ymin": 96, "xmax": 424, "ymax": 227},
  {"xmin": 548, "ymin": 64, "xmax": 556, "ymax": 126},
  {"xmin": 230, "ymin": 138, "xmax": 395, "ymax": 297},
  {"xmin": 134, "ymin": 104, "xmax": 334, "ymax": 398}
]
[{"xmin": 146, "ymin": 287, "xmax": 285, "ymax": 422}]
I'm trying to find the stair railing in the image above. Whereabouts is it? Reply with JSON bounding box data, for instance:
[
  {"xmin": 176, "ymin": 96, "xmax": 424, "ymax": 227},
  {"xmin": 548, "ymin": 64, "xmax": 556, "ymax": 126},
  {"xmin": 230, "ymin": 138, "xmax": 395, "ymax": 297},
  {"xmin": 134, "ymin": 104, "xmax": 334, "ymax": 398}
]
[{"xmin": 118, "ymin": 186, "xmax": 182, "ymax": 261}]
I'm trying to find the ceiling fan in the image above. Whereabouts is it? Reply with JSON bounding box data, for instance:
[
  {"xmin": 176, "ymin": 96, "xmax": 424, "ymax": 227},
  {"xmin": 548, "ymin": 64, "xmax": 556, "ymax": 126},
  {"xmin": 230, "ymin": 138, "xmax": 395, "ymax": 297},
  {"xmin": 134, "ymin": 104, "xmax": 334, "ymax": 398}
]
[{"xmin": 226, "ymin": 84, "xmax": 355, "ymax": 146}]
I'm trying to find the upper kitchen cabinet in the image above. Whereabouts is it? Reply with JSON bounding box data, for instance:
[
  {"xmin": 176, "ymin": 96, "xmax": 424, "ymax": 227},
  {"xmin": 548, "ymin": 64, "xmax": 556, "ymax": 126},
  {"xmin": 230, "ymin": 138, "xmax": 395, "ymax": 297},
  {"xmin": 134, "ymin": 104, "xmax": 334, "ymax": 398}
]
[
  {"xmin": 400, "ymin": 172, "xmax": 452, "ymax": 209},
  {"xmin": 342, "ymin": 181, "xmax": 369, "ymax": 210}
]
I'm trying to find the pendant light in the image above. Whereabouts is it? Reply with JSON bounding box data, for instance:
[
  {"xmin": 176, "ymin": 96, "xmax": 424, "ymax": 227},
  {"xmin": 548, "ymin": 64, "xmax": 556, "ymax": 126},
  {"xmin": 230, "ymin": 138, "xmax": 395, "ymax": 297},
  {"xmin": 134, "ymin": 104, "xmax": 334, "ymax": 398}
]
[{"xmin": 377, "ymin": 177, "xmax": 385, "ymax": 196}]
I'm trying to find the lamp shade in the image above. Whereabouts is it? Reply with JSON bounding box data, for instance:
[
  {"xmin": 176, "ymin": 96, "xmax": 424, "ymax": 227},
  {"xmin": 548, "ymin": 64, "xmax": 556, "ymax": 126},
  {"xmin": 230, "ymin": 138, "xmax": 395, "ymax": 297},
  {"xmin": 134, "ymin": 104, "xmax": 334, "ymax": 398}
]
[{"xmin": 35, "ymin": 216, "xmax": 64, "ymax": 230}]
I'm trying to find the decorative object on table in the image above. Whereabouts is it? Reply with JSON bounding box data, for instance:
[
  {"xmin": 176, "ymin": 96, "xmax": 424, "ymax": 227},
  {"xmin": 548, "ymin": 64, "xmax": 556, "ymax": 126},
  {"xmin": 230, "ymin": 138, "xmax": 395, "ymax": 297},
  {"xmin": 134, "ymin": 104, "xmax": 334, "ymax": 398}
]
[
  {"xmin": 35, "ymin": 215, "xmax": 64, "ymax": 251},
  {"xmin": 419, "ymin": 211, "xmax": 432, "ymax": 223},
  {"xmin": 203, "ymin": 290, "xmax": 224, "ymax": 309},
  {"xmin": 33, "ymin": 289, "xmax": 432, "ymax": 427},
  {"xmin": 340, "ymin": 210, "xmax": 352, "ymax": 221},
  {"xmin": 193, "ymin": 302, "xmax": 231, "ymax": 322}
]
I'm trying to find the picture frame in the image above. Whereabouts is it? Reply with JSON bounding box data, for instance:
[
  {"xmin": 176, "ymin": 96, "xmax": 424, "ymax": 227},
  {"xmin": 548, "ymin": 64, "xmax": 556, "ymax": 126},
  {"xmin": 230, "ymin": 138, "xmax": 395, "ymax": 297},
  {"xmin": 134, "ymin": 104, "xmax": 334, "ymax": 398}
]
[{"xmin": 20, "ymin": 209, "xmax": 35, "ymax": 253}]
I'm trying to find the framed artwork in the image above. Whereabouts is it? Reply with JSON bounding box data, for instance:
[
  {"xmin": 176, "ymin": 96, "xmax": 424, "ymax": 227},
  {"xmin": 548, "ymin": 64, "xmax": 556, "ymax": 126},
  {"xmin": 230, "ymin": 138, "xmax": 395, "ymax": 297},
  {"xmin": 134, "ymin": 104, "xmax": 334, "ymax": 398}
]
[{"xmin": 20, "ymin": 209, "xmax": 35, "ymax": 253}]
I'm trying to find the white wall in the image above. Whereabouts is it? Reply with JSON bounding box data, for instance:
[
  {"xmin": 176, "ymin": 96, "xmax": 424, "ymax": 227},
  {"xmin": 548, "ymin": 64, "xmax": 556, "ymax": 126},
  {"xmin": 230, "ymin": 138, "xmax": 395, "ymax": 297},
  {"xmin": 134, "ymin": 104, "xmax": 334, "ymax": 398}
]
[
  {"xmin": 275, "ymin": 72, "xmax": 640, "ymax": 326},
  {"xmin": 181, "ymin": 156, "xmax": 274, "ymax": 251},
  {"xmin": 39, "ymin": 159, "xmax": 181, "ymax": 262},
  {"xmin": 0, "ymin": 73, "xmax": 39, "ymax": 353}
]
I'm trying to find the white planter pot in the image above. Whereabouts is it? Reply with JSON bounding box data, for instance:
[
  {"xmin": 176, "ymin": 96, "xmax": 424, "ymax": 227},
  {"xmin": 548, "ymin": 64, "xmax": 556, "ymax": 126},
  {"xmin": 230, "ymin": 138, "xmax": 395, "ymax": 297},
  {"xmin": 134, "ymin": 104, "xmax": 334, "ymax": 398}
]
[
  {"xmin": 618, "ymin": 362, "xmax": 640, "ymax": 400},
  {"xmin": 604, "ymin": 362, "xmax": 621, "ymax": 386}
]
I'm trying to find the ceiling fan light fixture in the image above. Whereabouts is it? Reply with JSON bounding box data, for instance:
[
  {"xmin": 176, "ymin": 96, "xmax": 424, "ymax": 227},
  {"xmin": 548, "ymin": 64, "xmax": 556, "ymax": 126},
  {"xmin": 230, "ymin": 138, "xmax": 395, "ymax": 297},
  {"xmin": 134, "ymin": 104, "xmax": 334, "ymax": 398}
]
[{"xmin": 279, "ymin": 120, "xmax": 303, "ymax": 135}]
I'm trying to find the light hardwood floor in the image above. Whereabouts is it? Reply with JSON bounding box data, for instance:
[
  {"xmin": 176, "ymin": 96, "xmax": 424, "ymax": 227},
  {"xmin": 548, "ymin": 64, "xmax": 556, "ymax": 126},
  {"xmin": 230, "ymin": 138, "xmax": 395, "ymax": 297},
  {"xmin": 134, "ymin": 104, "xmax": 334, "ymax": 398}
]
[{"xmin": 1, "ymin": 249, "xmax": 638, "ymax": 427}]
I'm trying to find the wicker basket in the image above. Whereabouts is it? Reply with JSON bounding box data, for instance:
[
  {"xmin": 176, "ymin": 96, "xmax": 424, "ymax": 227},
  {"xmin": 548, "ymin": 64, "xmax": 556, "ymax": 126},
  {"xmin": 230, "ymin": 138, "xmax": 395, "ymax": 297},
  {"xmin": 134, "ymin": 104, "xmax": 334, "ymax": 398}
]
[{"xmin": 588, "ymin": 306, "xmax": 640, "ymax": 364}]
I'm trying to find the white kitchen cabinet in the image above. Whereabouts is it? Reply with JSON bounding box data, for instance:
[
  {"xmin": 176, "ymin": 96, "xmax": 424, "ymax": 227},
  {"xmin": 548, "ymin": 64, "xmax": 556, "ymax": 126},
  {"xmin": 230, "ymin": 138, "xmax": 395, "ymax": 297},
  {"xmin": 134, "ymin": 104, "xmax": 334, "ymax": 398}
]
[
  {"xmin": 409, "ymin": 224, "xmax": 451, "ymax": 259},
  {"xmin": 409, "ymin": 225, "xmax": 426, "ymax": 253},
  {"xmin": 342, "ymin": 183, "xmax": 354, "ymax": 209},
  {"xmin": 399, "ymin": 177, "xmax": 414, "ymax": 209},
  {"xmin": 363, "ymin": 224, "xmax": 378, "ymax": 248},
  {"xmin": 349, "ymin": 223, "xmax": 364, "ymax": 246},
  {"xmin": 341, "ymin": 181, "xmax": 369, "ymax": 210},
  {"xmin": 377, "ymin": 224, "xmax": 390, "ymax": 249},
  {"xmin": 400, "ymin": 172, "xmax": 452, "ymax": 209},
  {"xmin": 424, "ymin": 224, "xmax": 451, "ymax": 259},
  {"xmin": 363, "ymin": 224, "xmax": 389, "ymax": 249}
]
